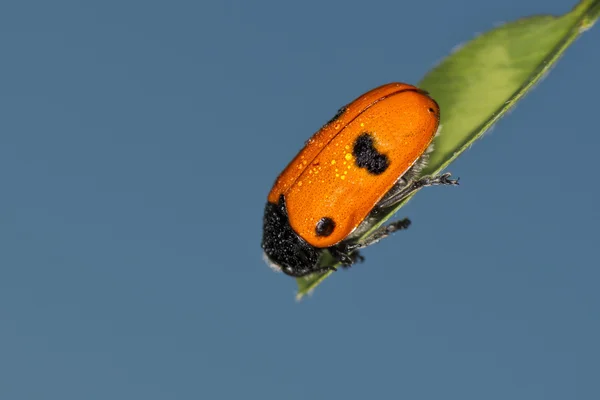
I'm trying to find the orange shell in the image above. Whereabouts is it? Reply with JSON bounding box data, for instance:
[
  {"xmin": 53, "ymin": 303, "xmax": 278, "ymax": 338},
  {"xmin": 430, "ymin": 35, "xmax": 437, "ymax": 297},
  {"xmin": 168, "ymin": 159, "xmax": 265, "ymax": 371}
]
[{"xmin": 268, "ymin": 83, "xmax": 440, "ymax": 248}]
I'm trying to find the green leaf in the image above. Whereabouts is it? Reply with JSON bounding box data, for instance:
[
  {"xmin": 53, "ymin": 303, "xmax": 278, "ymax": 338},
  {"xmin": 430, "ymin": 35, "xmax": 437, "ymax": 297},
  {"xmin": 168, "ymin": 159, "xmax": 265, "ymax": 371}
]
[{"xmin": 295, "ymin": 0, "xmax": 600, "ymax": 301}]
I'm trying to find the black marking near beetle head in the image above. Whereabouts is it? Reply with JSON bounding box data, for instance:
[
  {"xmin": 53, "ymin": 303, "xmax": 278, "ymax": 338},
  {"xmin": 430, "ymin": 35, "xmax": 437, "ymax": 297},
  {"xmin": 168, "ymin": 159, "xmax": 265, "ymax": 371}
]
[
  {"xmin": 315, "ymin": 217, "xmax": 335, "ymax": 237},
  {"xmin": 352, "ymin": 133, "xmax": 389, "ymax": 175}
]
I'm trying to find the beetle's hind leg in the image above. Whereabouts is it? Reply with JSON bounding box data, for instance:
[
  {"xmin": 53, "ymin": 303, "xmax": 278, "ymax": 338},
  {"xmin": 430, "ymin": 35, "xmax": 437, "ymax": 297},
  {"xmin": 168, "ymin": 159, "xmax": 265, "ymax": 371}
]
[
  {"xmin": 377, "ymin": 173, "xmax": 459, "ymax": 209},
  {"xmin": 327, "ymin": 218, "xmax": 410, "ymax": 270},
  {"xmin": 342, "ymin": 217, "xmax": 412, "ymax": 254},
  {"xmin": 329, "ymin": 218, "xmax": 411, "ymax": 268}
]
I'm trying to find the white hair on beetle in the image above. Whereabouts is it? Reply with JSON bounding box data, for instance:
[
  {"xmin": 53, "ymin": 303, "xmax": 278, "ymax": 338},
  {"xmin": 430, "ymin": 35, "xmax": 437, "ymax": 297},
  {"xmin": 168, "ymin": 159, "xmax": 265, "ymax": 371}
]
[{"xmin": 262, "ymin": 252, "xmax": 282, "ymax": 273}]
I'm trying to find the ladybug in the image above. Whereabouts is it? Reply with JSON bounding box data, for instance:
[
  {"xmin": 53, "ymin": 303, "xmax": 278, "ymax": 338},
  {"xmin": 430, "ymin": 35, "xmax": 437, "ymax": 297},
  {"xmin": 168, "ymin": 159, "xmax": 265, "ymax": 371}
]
[{"xmin": 262, "ymin": 83, "xmax": 458, "ymax": 277}]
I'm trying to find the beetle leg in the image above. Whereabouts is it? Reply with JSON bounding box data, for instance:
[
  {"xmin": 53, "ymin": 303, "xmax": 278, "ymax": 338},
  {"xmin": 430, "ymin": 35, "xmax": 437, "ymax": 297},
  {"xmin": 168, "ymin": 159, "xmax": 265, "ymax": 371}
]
[
  {"xmin": 377, "ymin": 172, "xmax": 459, "ymax": 209},
  {"xmin": 286, "ymin": 264, "xmax": 339, "ymax": 277},
  {"xmin": 350, "ymin": 218, "xmax": 412, "ymax": 250},
  {"xmin": 328, "ymin": 247, "xmax": 365, "ymax": 268},
  {"xmin": 323, "ymin": 218, "xmax": 409, "ymax": 271}
]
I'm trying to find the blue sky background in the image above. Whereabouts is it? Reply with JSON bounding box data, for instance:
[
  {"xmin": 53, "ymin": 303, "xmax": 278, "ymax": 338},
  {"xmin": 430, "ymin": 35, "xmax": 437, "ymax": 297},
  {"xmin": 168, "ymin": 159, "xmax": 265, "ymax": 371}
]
[{"xmin": 1, "ymin": 1, "xmax": 599, "ymax": 399}]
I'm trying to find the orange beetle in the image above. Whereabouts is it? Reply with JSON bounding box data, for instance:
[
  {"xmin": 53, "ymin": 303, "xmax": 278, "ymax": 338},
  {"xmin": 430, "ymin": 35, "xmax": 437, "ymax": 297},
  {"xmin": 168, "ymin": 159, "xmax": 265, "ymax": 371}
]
[{"xmin": 262, "ymin": 83, "xmax": 458, "ymax": 277}]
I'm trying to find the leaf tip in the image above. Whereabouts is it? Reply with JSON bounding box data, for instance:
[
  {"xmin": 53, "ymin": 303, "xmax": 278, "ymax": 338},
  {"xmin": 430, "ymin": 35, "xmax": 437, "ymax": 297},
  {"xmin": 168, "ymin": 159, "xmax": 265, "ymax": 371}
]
[{"xmin": 295, "ymin": 288, "xmax": 313, "ymax": 302}]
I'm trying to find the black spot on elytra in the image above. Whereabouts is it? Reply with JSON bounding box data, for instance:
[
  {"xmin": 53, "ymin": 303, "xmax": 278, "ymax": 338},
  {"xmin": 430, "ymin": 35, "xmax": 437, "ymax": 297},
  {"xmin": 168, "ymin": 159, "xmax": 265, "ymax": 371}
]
[
  {"xmin": 353, "ymin": 133, "xmax": 389, "ymax": 175},
  {"xmin": 315, "ymin": 217, "xmax": 335, "ymax": 237},
  {"xmin": 326, "ymin": 106, "xmax": 347, "ymax": 125}
]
